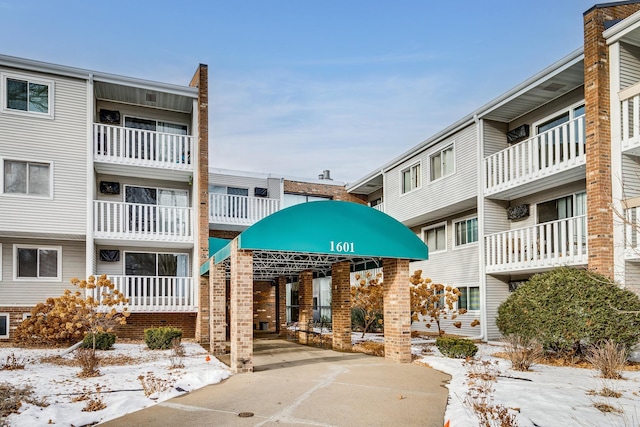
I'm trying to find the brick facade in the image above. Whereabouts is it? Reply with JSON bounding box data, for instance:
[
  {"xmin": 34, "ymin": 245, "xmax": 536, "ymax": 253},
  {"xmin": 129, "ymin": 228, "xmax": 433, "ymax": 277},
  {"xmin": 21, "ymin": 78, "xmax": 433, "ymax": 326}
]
[
  {"xmin": 584, "ymin": 3, "xmax": 640, "ymax": 278},
  {"xmin": 298, "ymin": 270, "xmax": 313, "ymax": 342},
  {"xmin": 190, "ymin": 64, "xmax": 210, "ymax": 342},
  {"xmin": 230, "ymin": 240, "xmax": 254, "ymax": 373},
  {"xmin": 253, "ymin": 281, "xmax": 276, "ymax": 331},
  {"xmin": 382, "ymin": 258, "xmax": 411, "ymax": 363},
  {"xmin": 210, "ymin": 260, "xmax": 226, "ymax": 354},
  {"xmin": 277, "ymin": 276, "xmax": 287, "ymax": 337},
  {"xmin": 284, "ymin": 180, "xmax": 367, "ymax": 204},
  {"xmin": 331, "ymin": 261, "xmax": 352, "ymax": 351},
  {"xmin": 0, "ymin": 307, "xmax": 31, "ymax": 341},
  {"xmin": 115, "ymin": 313, "xmax": 197, "ymax": 340}
]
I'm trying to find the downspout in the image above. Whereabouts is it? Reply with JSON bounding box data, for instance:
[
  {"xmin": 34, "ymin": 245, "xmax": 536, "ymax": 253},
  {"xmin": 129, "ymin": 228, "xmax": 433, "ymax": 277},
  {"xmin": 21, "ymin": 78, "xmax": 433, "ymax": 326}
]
[
  {"xmin": 475, "ymin": 114, "xmax": 488, "ymax": 342},
  {"xmin": 85, "ymin": 74, "xmax": 95, "ymax": 280}
]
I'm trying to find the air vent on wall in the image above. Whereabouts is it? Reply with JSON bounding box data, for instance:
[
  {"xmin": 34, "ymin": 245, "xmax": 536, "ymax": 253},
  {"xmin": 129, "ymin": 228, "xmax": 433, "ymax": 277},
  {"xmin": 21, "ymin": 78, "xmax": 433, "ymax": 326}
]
[
  {"xmin": 507, "ymin": 124, "xmax": 529, "ymax": 144},
  {"xmin": 99, "ymin": 181, "xmax": 120, "ymax": 195},
  {"xmin": 99, "ymin": 109, "xmax": 120, "ymax": 124},
  {"xmin": 254, "ymin": 187, "xmax": 268, "ymax": 197},
  {"xmin": 507, "ymin": 204, "xmax": 530, "ymax": 221},
  {"xmin": 146, "ymin": 93, "xmax": 157, "ymax": 102},
  {"xmin": 100, "ymin": 250, "xmax": 120, "ymax": 262}
]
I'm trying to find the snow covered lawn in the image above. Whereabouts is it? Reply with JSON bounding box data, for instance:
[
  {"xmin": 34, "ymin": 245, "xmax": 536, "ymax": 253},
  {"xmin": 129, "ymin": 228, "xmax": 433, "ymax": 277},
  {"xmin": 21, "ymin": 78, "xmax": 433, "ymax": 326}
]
[{"xmin": 0, "ymin": 341, "xmax": 230, "ymax": 427}]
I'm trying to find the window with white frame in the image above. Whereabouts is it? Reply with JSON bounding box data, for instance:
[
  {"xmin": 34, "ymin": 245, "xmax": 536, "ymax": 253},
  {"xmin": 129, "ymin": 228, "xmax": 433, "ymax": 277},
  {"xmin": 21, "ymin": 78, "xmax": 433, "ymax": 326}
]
[
  {"xmin": 401, "ymin": 162, "xmax": 421, "ymax": 194},
  {"xmin": 2, "ymin": 159, "xmax": 51, "ymax": 197},
  {"xmin": 454, "ymin": 218, "xmax": 478, "ymax": 246},
  {"xmin": 423, "ymin": 223, "xmax": 446, "ymax": 253},
  {"xmin": 0, "ymin": 313, "xmax": 9, "ymax": 339},
  {"xmin": 430, "ymin": 144, "xmax": 454, "ymax": 181},
  {"xmin": 2, "ymin": 74, "xmax": 53, "ymax": 117},
  {"xmin": 458, "ymin": 286, "xmax": 480, "ymax": 311},
  {"xmin": 14, "ymin": 245, "xmax": 61, "ymax": 280}
]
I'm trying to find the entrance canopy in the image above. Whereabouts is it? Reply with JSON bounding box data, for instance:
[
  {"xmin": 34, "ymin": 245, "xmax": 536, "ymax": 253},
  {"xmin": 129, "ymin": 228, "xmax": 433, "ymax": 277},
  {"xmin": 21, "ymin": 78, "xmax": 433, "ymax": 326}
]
[{"xmin": 201, "ymin": 200, "xmax": 428, "ymax": 280}]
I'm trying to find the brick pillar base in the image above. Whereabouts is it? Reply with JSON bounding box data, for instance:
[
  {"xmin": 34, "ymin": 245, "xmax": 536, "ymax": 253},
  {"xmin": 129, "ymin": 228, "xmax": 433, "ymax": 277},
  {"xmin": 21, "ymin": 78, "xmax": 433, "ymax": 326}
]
[
  {"xmin": 382, "ymin": 258, "xmax": 411, "ymax": 363},
  {"xmin": 230, "ymin": 240, "xmax": 253, "ymax": 373},
  {"xmin": 278, "ymin": 276, "xmax": 287, "ymax": 337},
  {"xmin": 195, "ymin": 276, "xmax": 209, "ymax": 343},
  {"xmin": 298, "ymin": 270, "xmax": 313, "ymax": 343},
  {"xmin": 210, "ymin": 260, "xmax": 226, "ymax": 355},
  {"xmin": 331, "ymin": 261, "xmax": 352, "ymax": 351}
]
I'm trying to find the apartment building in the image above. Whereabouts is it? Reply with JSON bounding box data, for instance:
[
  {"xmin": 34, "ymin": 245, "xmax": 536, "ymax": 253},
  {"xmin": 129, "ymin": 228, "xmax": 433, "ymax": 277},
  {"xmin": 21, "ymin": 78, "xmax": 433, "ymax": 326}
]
[
  {"xmin": 348, "ymin": 1, "xmax": 640, "ymax": 340},
  {"xmin": 0, "ymin": 55, "xmax": 209, "ymax": 341}
]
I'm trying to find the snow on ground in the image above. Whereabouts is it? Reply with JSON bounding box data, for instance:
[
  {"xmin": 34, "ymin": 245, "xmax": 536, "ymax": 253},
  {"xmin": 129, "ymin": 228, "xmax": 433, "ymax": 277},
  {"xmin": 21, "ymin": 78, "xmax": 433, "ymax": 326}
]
[
  {"xmin": 2, "ymin": 335, "xmax": 640, "ymax": 427},
  {"xmin": 0, "ymin": 342, "xmax": 230, "ymax": 427}
]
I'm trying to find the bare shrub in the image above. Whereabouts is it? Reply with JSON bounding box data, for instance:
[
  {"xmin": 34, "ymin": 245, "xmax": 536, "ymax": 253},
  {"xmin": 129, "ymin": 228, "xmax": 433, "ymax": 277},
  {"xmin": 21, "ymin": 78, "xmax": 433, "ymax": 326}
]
[
  {"xmin": 169, "ymin": 337, "xmax": 185, "ymax": 369},
  {"xmin": 1, "ymin": 352, "xmax": 26, "ymax": 370},
  {"xmin": 593, "ymin": 402, "xmax": 622, "ymax": 414},
  {"xmin": 81, "ymin": 386, "xmax": 106, "ymax": 412},
  {"xmin": 0, "ymin": 382, "xmax": 48, "ymax": 423},
  {"xmin": 502, "ymin": 334, "xmax": 543, "ymax": 371},
  {"xmin": 586, "ymin": 339, "xmax": 626, "ymax": 379},
  {"xmin": 138, "ymin": 373, "xmax": 171, "ymax": 397},
  {"xmin": 75, "ymin": 347, "xmax": 100, "ymax": 377},
  {"xmin": 463, "ymin": 359, "xmax": 519, "ymax": 427}
]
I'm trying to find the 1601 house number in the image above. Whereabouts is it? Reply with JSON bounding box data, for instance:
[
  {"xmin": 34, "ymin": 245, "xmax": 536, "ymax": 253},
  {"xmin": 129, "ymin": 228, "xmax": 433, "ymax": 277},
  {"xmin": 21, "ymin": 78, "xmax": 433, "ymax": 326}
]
[{"xmin": 329, "ymin": 241, "xmax": 355, "ymax": 253}]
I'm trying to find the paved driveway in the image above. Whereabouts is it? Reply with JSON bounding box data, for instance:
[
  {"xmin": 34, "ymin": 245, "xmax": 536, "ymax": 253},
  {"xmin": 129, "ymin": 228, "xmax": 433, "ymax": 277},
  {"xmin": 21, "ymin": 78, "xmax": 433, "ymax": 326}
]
[{"xmin": 100, "ymin": 337, "xmax": 450, "ymax": 427}]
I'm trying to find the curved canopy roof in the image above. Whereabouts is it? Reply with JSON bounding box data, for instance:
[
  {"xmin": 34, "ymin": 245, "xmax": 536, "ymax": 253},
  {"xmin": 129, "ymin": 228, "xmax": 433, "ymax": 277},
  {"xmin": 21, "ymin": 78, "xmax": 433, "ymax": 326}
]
[{"xmin": 202, "ymin": 200, "xmax": 428, "ymax": 279}]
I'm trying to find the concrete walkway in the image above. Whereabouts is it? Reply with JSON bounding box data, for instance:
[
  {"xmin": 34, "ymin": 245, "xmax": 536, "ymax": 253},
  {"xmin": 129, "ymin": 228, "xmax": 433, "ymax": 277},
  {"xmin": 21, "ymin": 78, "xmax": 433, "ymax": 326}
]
[{"xmin": 100, "ymin": 336, "xmax": 450, "ymax": 427}]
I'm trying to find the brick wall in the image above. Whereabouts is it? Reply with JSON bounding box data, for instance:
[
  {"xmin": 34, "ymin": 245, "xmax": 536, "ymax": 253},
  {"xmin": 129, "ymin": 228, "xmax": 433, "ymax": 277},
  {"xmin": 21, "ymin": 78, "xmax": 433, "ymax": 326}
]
[
  {"xmin": 115, "ymin": 313, "xmax": 197, "ymax": 340},
  {"xmin": 0, "ymin": 307, "xmax": 31, "ymax": 342},
  {"xmin": 278, "ymin": 276, "xmax": 287, "ymax": 336},
  {"xmin": 331, "ymin": 261, "xmax": 352, "ymax": 351},
  {"xmin": 584, "ymin": 2, "xmax": 640, "ymax": 278},
  {"xmin": 253, "ymin": 281, "xmax": 276, "ymax": 331},
  {"xmin": 298, "ymin": 270, "xmax": 313, "ymax": 341},
  {"xmin": 382, "ymin": 258, "xmax": 411, "ymax": 363},
  {"xmin": 284, "ymin": 179, "xmax": 366, "ymax": 204},
  {"xmin": 210, "ymin": 261, "xmax": 226, "ymax": 354},
  {"xmin": 209, "ymin": 230, "xmax": 241, "ymax": 240},
  {"xmin": 230, "ymin": 240, "xmax": 253, "ymax": 373}
]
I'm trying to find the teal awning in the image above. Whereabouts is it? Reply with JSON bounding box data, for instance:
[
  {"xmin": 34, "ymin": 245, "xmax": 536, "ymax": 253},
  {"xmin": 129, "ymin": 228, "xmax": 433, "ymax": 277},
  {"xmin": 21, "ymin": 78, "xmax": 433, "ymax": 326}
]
[{"xmin": 200, "ymin": 201, "xmax": 428, "ymax": 277}]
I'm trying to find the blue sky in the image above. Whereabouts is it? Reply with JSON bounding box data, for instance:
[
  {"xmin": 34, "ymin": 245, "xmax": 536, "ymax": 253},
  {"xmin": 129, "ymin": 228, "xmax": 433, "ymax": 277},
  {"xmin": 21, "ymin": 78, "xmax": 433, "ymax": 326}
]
[{"xmin": 1, "ymin": 0, "xmax": 597, "ymax": 182}]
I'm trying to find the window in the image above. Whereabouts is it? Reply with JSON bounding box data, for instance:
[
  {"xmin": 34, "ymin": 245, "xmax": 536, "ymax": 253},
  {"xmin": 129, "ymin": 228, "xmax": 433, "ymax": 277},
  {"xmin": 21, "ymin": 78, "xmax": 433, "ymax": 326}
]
[
  {"xmin": 423, "ymin": 223, "xmax": 447, "ymax": 253},
  {"xmin": 124, "ymin": 117, "xmax": 188, "ymax": 135},
  {"xmin": 124, "ymin": 185, "xmax": 189, "ymax": 233},
  {"xmin": 2, "ymin": 74, "xmax": 53, "ymax": 117},
  {"xmin": 458, "ymin": 286, "xmax": 480, "ymax": 311},
  {"xmin": 537, "ymin": 192, "xmax": 586, "ymax": 224},
  {"xmin": 401, "ymin": 162, "xmax": 421, "ymax": 194},
  {"xmin": 455, "ymin": 218, "xmax": 478, "ymax": 246},
  {"xmin": 430, "ymin": 145, "xmax": 454, "ymax": 181},
  {"xmin": 534, "ymin": 103, "xmax": 585, "ymax": 167},
  {"xmin": 124, "ymin": 252, "xmax": 189, "ymax": 277},
  {"xmin": 0, "ymin": 314, "xmax": 8, "ymax": 339},
  {"xmin": 283, "ymin": 193, "xmax": 330, "ymax": 208},
  {"xmin": 14, "ymin": 245, "xmax": 61, "ymax": 281},
  {"xmin": 2, "ymin": 159, "xmax": 51, "ymax": 197}
]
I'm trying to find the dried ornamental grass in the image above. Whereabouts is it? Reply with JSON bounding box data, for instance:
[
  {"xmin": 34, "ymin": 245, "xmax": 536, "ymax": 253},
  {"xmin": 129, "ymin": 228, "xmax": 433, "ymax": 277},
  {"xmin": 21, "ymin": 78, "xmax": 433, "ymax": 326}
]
[{"xmin": 586, "ymin": 340, "xmax": 626, "ymax": 380}]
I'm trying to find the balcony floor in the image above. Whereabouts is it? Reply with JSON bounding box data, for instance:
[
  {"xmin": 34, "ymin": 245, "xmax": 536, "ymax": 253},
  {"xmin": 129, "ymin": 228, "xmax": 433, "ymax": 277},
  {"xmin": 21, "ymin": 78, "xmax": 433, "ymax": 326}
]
[
  {"xmin": 485, "ymin": 165, "xmax": 585, "ymax": 200},
  {"xmin": 94, "ymin": 162, "xmax": 192, "ymax": 183}
]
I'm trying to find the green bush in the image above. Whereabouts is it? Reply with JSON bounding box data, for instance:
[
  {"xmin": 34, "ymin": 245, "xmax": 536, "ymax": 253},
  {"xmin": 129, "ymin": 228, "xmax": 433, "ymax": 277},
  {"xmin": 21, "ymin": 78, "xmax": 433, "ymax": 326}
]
[
  {"xmin": 496, "ymin": 267, "xmax": 640, "ymax": 356},
  {"xmin": 436, "ymin": 337, "xmax": 478, "ymax": 359},
  {"xmin": 144, "ymin": 327, "xmax": 183, "ymax": 350},
  {"xmin": 81, "ymin": 332, "xmax": 116, "ymax": 350}
]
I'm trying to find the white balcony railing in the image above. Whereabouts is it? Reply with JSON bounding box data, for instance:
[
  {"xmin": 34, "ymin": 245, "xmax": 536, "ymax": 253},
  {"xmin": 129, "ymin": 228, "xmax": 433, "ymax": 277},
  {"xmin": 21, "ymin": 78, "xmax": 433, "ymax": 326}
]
[
  {"xmin": 624, "ymin": 206, "xmax": 640, "ymax": 258},
  {"xmin": 89, "ymin": 276, "xmax": 195, "ymax": 312},
  {"xmin": 371, "ymin": 203, "xmax": 384, "ymax": 212},
  {"xmin": 620, "ymin": 82, "xmax": 640, "ymax": 152},
  {"xmin": 93, "ymin": 200, "xmax": 193, "ymax": 242},
  {"xmin": 485, "ymin": 215, "xmax": 588, "ymax": 273},
  {"xmin": 209, "ymin": 193, "xmax": 280, "ymax": 226},
  {"xmin": 484, "ymin": 116, "xmax": 585, "ymax": 196},
  {"xmin": 93, "ymin": 123, "xmax": 194, "ymax": 171}
]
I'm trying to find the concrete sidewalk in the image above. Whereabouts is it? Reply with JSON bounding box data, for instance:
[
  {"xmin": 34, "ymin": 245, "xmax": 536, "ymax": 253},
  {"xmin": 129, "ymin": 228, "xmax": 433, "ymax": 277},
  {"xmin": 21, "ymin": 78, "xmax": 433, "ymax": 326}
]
[{"xmin": 100, "ymin": 337, "xmax": 450, "ymax": 427}]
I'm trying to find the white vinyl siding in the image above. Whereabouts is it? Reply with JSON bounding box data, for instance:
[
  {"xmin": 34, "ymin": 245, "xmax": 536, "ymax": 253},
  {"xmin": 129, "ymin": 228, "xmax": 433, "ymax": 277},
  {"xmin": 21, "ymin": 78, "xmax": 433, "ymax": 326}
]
[
  {"xmin": 385, "ymin": 123, "xmax": 477, "ymax": 225},
  {"xmin": 0, "ymin": 69, "xmax": 87, "ymax": 235},
  {"xmin": 1, "ymin": 72, "xmax": 54, "ymax": 119},
  {"xmin": 485, "ymin": 275, "xmax": 510, "ymax": 340},
  {"xmin": 0, "ymin": 313, "xmax": 8, "ymax": 339},
  {"xmin": 0, "ymin": 238, "xmax": 85, "ymax": 306},
  {"xmin": 620, "ymin": 42, "xmax": 640, "ymax": 90}
]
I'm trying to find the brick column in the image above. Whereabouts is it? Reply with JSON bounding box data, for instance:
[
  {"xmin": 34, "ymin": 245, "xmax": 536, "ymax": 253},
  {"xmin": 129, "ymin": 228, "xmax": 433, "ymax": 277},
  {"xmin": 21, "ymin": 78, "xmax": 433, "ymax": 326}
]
[
  {"xmin": 331, "ymin": 261, "xmax": 352, "ymax": 351},
  {"xmin": 382, "ymin": 258, "xmax": 411, "ymax": 363},
  {"xmin": 298, "ymin": 270, "xmax": 313, "ymax": 342},
  {"xmin": 278, "ymin": 276, "xmax": 287, "ymax": 337},
  {"xmin": 210, "ymin": 259, "xmax": 226, "ymax": 355},
  {"xmin": 190, "ymin": 64, "xmax": 210, "ymax": 341},
  {"xmin": 230, "ymin": 240, "xmax": 253, "ymax": 373},
  {"xmin": 584, "ymin": 3, "xmax": 640, "ymax": 278}
]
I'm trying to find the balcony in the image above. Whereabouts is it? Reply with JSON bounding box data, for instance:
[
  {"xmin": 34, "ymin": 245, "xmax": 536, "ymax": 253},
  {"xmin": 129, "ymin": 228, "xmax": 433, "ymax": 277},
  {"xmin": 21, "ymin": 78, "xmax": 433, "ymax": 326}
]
[
  {"xmin": 93, "ymin": 200, "xmax": 193, "ymax": 244},
  {"xmin": 371, "ymin": 203, "xmax": 385, "ymax": 213},
  {"xmin": 624, "ymin": 206, "xmax": 640, "ymax": 259},
  {"xmin": 485, "ymin": 216, "xmax": 588, "ymax": 274},
  {"xmin": 89, "ymin": 276, "xmax": 195, "ymax": 312},
  {"xmin": 484, "ymin": 116, "xmax": 585, "ymax": 199},
  {"xmin": 620, "ymin": 82, "xmax": 640, "ymax": 155},
  {"xmin": 93, "ymin": 123, "xmax": 194, "ymax": 180},
  {"xmin": 209, "ymin": 193, "xmax": 280, "ymax": 227}
]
